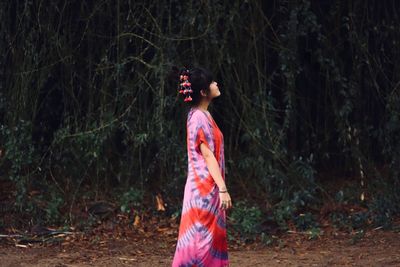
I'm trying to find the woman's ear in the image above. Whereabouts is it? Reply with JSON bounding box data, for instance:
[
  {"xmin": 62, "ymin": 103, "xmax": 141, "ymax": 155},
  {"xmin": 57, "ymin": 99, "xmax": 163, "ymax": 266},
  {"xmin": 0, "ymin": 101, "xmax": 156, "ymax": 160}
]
[{"xmin": 200, "ymin": 89, "xmax": 208, "ymax": 97}]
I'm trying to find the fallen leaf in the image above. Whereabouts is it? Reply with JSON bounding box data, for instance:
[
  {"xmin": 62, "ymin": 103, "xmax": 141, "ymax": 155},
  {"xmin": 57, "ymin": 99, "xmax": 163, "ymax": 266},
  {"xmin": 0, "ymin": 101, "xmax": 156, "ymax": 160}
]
[
  {"xmin": 134, "ymin": 215, "xmax": 140, "ymax": 227},
  {"xmin": 156, "ymin": 193, "xmax": 166, "ymax": 211}
]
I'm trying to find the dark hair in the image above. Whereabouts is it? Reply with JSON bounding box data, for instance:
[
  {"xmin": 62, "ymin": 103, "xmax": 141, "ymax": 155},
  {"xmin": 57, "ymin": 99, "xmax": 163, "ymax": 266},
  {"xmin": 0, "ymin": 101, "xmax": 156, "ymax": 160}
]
[{"xmin": 169, "ymin": 66, "xmax": 214, "ymax": 107}]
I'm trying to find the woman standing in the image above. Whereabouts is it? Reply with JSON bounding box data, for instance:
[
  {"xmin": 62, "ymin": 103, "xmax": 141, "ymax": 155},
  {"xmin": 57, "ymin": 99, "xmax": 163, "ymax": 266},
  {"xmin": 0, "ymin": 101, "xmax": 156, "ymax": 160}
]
[{"xmin": 171, "ymin": 67, "xmax": 232, "ymax": 267}]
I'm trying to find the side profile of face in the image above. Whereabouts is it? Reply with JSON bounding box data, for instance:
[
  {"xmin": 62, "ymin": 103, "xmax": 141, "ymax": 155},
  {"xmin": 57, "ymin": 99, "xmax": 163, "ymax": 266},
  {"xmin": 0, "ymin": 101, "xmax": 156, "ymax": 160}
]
[{"xmin": 201, "ymin": 81, "xmax": 221, "ymax": 100}]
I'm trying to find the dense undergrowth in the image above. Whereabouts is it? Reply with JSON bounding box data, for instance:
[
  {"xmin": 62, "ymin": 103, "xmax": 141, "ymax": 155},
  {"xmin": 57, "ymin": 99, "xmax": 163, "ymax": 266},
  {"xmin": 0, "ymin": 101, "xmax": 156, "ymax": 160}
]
[{"xmin": 1, "ymin": 0, "xmax": 400, "ymax": 240}]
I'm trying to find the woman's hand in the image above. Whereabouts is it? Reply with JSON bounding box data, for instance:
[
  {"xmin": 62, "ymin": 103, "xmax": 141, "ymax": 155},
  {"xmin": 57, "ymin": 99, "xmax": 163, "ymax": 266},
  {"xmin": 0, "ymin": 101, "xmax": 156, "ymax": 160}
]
[
  {"xmin": 219, "ymin": 191, "xmax": 232, "ymax": 210},
  {"xmin": 199, "ymin": 143, "xmax": 232, "ymax": 210}
]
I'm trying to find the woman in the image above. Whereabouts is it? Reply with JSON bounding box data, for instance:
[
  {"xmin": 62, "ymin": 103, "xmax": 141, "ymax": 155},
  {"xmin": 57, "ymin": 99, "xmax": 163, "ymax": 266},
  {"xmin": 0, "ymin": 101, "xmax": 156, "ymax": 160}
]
[{"xmin": 171, "ymin": 67, "xmax": 232, "ymax": 267}]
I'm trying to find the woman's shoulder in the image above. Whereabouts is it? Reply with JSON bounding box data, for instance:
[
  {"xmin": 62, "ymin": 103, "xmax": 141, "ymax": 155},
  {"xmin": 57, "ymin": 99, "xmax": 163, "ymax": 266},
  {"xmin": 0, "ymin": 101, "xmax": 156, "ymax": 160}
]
[
  {"xmin": 188, "ymin": 108, "xmax": 207, "ymax": 120},
  {"xmin": 187, "ymin": 109, "xmax": 211, "ymax": 128}
]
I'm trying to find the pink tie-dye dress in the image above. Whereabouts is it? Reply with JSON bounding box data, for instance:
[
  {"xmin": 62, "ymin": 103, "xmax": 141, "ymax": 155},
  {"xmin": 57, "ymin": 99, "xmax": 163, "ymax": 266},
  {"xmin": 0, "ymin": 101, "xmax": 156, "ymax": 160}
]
[{"xmin": 172, "ymin": 107, "xmax": 229, "ymax": 267}]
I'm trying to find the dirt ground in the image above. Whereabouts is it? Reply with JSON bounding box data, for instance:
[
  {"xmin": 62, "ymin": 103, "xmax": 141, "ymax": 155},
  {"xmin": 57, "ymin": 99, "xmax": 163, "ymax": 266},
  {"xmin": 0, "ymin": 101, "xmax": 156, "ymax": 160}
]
[{"xmin": 1, "ymin": 228, "xmax": 399, "ymax": 267}]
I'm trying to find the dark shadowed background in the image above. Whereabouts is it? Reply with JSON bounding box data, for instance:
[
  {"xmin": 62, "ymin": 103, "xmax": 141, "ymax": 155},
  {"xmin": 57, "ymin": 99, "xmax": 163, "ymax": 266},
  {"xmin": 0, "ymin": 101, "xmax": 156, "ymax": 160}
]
[{"xmin": 1, "ymin": 0, "xmax": 400, "ymax": 237}]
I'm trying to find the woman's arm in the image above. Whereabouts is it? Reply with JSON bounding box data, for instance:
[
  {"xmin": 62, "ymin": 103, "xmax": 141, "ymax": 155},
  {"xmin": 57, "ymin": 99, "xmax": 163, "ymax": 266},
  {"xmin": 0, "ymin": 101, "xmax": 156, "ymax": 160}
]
[
  {"xmin": 199, "ymin": 142, "xmax": 226, "ymax": 190},
  {"xmin": 200, "ymin": 143, "xmax": 232, "ymax": 209}
]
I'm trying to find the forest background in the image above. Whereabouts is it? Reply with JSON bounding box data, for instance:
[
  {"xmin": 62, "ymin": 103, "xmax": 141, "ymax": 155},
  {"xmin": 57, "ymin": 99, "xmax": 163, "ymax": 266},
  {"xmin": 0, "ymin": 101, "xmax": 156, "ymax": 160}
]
[{"xmin": 1, "ymin": 0, "xmax": 400, "ymax": 241}]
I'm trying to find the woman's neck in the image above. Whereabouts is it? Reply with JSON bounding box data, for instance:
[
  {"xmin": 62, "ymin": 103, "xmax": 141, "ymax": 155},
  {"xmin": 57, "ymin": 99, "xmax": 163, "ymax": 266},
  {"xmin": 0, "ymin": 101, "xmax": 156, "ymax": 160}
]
[{"xmin": 196, "ymin": 101, "xmax": 210, "ymax": 112}]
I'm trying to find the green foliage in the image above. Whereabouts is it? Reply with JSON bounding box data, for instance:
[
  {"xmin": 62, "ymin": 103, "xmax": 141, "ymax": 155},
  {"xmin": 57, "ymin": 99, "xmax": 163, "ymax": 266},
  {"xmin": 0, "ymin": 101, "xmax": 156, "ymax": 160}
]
[
  {"xmin": 273, "ymin": 200, "xmax": 297, "ymax": 230},
  {"xmin": 273, "ymin": 189, "xmax": 318, "ymax": 231},
  {"xmin": 260, "ymin": 232, "xmax": 275, "ymax": 246},
  {"xmin": 294, "ymin": 212, "xmax": 319, "ymax": 231},
  {"xmin": 361, "ymin": 165, "xmax": 400, "ymax": 229},
  {"xmin": 43, "ymin": 191, "xmax": 64, "ymax": 224},
  {"xmin": 330, "ymin": 210, "xmax": 369, "ymax": 232},
  {"xmin": 228, "ymin": 200, "xmax": 263, "ymax": 241},
  {"xmin": 50, "ymin": 122, "xmax": 116, "ymax": 188},
  {"xmin": 0, "ymin": 0, "xmax": 400, "ymax": 230},
  {"xmin": 307, "ymin": 227, "xmax": 322, "ymax": 240},
  {"xmin": 0, "ymin": 119, "xmax": 38, "ymax": 209},
  {"xmin": 119, "ymin": 188, "xmax": 144, "ymax": 214},
  {"xmin": 367, "ymin": 194, "xmax": 397, "ymax": 229}
]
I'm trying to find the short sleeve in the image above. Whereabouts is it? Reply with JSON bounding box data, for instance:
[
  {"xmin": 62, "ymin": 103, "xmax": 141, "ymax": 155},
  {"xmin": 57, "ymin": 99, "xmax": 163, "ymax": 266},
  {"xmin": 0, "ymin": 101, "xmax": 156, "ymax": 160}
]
[
  {"xmin": 188, "ymin": 111, "xmax": 214, "ymax": 155},
  {"xmin": 195, "ymin": 126, "xmax": 211, "ymax": 154}
]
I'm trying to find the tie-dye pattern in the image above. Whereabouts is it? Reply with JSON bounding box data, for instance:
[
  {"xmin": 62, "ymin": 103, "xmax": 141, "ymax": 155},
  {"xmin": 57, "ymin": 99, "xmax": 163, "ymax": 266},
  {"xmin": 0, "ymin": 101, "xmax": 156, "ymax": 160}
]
[{"xmin": 172, "ymin": 107, "xmax": 228, "ymax": 267}]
